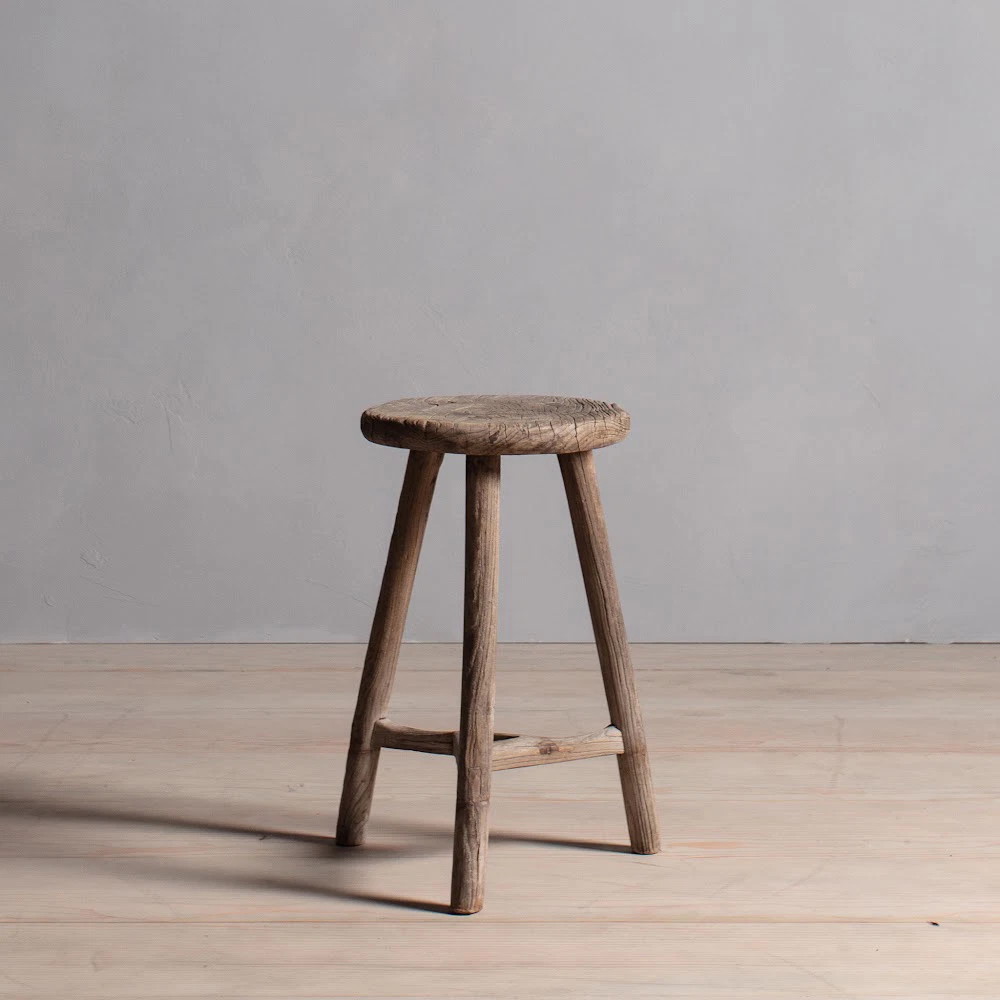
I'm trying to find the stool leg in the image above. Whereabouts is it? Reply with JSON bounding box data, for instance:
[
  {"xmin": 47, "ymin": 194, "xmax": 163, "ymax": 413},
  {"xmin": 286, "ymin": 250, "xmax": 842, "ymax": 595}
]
[
  {"xmin": 558, "ymin": 450, "xmax": 660, "ymax": 855},
  {"xmin": 451, "ymin": 455, "xmax": 501, "ymax": 913},
  {"xmin": 336, "ymin": 450, "xmax": 443, "ymax": 847}
]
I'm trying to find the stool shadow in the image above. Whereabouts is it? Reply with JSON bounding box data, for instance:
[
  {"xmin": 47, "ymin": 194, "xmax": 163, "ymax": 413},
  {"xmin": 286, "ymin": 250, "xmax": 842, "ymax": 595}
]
[
  {"xmin": 0, "ymin": 777, "xmax": 451, "ymax": 915},
  {"xmin": 495, "ymin": 832, "xmax": 628, "ymax": 853},
  {"xmin": 376, "ymin": 815, "xmax": 630, "ymax": 853},
  {"xmin": 0, "ymin": 777, "xmax": 628, "ymax": 916}
]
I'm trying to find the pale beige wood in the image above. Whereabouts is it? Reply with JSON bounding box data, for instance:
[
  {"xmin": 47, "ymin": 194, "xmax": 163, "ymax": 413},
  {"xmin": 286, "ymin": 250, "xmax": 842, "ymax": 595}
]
[
  {"xmin": 9, "ymin": 650, "xmax": 1000, "ymax": 755},
  {"xmin": 4, "ymin": 643, "xmax": 1000, "ymax": 997},
  {"xmin": 451, "ymin": 454, "xmax": 501, "ymax": 914},
  {"xmin": 361, "ymin": 394, "xmax": 630, "ymax": 455},
  {"xmin": 491, "ymin": 725, "xmax": 624, "ymax": 770},
  {"xmin": 559, "ymin": 449, "xmax": 660, "ymax": 855},
  {"xmin": 335, "ymin": 450, "xmax": 442, "ymax": 846},
  {"xmin": 6, "ymin": 923, "xmax": 1000, "ymax": 999}
]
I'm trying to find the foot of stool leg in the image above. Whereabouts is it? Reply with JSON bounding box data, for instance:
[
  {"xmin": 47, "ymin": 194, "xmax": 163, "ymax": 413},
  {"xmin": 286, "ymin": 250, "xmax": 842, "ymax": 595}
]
[
  {"xmin": 336, "ymin": 450, "xmax": 443, "ymax": 847},
  {"xmin": 559, "ymin": 450, "xmax": 661, "ymax": 855},
  {"xmin": 451, "ymin": 455, "xmax": 501, "ymax": 913}
]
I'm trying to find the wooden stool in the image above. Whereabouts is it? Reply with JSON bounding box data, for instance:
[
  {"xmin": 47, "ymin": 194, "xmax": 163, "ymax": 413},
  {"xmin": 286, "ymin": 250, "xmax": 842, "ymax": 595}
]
[{"xmin": 336, "ymin": 395, "xmax": 660, "ymax": 913}]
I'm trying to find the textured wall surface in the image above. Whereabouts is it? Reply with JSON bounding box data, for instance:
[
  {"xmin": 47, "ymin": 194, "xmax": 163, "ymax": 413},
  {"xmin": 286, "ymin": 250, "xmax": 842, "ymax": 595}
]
[{"xmin": 3, "ymin": 1, "xmax": 999, "ymax": 642}]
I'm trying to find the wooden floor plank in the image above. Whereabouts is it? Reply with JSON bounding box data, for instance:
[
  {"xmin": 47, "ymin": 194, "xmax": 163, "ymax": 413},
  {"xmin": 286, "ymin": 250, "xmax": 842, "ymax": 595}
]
[
  {"xmin": 1, "ymin": 643, "xmax": 998, "ymax": 997},
  {"xmin": 3, "ymin": 923, "xmax": 999, "ymax": 999}
]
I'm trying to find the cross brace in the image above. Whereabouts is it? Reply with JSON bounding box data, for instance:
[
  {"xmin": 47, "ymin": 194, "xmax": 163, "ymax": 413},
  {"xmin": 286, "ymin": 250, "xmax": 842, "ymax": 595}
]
[{"xmin": 372, "ymin": 719, "xmax": 625, "ymax": 771}]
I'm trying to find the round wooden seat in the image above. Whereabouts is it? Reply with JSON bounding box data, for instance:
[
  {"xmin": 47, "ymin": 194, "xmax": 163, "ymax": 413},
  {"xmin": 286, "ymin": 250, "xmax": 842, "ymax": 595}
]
[{"xmin": 361, "ymin": 394, "xmax": 630, "ymax": 456}]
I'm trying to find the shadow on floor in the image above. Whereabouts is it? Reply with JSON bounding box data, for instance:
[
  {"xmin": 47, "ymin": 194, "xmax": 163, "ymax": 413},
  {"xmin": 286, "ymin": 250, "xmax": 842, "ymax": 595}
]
[
  {"xmin": 379, "ymin": 814, "xmax": 630, "ymax": 853},
  {"xmin": 0, "ymin": 776, "xmax": 629, "ymax": 915}
]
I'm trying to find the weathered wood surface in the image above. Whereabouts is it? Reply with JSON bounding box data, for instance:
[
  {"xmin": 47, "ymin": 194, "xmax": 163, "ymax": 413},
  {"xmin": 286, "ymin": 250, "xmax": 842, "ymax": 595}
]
[
  {"xmin": 4, "ymin": 642, "xmax": 1000, "ymax": 997},
  {"xmin": 361, "ymin": 394, "xmax": 630, "ymax": 455},
  {"xmin": 451, "ymin": 454, "xmax": 501, "ymax": 913},
  {"xmin": 560, "ymin": 449, "xmax": 660, "ymax": 855},
  {"xmin": 373, "ymin": 721, "xmax": 623, "ymax": 769},
  {"xmin": 373, "ymin": 720, "xmax": 455, "ymax": 755},
  {"xmin": 491, "ymin": 725, "xmax": 624, "ymax": 770},
  {"xmin": 335, "ymin": 450, "xmax": 442, "ymax": 847}
]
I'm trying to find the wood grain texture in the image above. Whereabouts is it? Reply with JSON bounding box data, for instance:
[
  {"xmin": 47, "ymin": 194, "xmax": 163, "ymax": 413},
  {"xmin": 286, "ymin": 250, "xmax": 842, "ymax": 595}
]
[
  {"xmin": 559, "ymin": 449, "xmax": 660, "ymax": 855},
  {"xmin": 451, "ymin": 454, "xmax": 501, "ymax": 914},
  {"xmin": 373, "ymin": 721, "xmax": 623, "ymax": 769},
  {"xmin": 361, "ymin": 394, "xmax": 630, "ymax": 455},
  {"xmin": 491, "ymin": 725, "xmax": 624, "ymax": 770},
  {"xmin": 335, "ymin": 450, "xmax": 442, "ymax": 847},
  {"xmin": 3, "ymin": 642, "xmax": 1000, "ymax": 997},
  {"xmin": 373, "ymin": 720, "xmax": 455, "ymax": 755},
  {"xmin": 8, "ymin": 923, "xmax": 1000, "ymax": 999}
]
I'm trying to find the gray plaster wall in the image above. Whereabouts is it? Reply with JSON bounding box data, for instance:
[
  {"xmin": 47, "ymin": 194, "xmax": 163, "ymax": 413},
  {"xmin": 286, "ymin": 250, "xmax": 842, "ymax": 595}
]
[{"xmin": 3, "ymin": 0, "xmax": 999, "ymax": 642}]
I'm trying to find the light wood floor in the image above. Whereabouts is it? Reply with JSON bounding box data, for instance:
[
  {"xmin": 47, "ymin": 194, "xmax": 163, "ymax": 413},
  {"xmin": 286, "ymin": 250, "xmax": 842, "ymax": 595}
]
[{"xmin": 1, "ymin": 643, "xmax": 998, "ymax": 998}]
